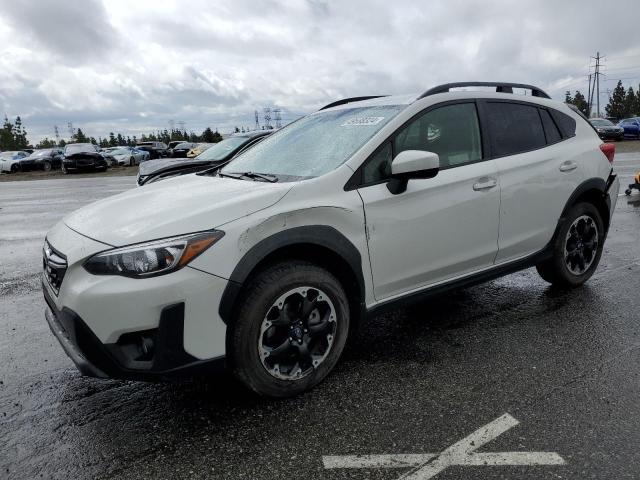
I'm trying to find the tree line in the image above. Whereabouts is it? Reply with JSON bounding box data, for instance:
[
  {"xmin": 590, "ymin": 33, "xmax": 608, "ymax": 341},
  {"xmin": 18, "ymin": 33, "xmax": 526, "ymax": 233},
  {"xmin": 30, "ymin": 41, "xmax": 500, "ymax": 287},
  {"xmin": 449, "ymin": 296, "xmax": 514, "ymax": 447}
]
[
  {"xmin": 565, "ymin": 80, "xmax": 640, "ymax": 119},
  {"xmin": 0, "ymin": 116, "xmax": 29, "ymax": 151},
  {"xmin": 33, "ymin": 126, "xmax": 225, "ymax": 150}
]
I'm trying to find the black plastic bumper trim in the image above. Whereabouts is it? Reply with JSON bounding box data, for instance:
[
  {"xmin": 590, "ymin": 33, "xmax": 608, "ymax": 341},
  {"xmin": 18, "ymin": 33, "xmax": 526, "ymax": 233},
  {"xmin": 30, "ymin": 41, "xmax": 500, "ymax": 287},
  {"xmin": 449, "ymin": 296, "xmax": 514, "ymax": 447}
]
[{"xmin": 43, "ymin": 281, "xmax": 225, "ymax": 381}]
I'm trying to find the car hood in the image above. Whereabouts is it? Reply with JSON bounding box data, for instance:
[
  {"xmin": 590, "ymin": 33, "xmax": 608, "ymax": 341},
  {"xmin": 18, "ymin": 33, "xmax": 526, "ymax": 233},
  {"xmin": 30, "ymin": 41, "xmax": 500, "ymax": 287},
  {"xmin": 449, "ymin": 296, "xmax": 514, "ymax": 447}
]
[
  {"xmin": 139, "ymin": 157, "xmax": 201, "ymax": 175},
  {"xmin": 64, "ymin": 174, "xmax": 293, "ymax": 246}
]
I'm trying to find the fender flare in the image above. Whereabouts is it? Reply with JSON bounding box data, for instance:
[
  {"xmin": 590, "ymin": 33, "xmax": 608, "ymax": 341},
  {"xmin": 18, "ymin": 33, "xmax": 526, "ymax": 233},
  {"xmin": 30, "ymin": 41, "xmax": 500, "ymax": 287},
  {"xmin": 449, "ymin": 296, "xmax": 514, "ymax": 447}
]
[
  {"xmin": 218, "ymin": 225, "xmax": 365, "ymax": 324},
  {"xmin": 553, "ymin": 177, "xmax": 610, "ymax": 241}
]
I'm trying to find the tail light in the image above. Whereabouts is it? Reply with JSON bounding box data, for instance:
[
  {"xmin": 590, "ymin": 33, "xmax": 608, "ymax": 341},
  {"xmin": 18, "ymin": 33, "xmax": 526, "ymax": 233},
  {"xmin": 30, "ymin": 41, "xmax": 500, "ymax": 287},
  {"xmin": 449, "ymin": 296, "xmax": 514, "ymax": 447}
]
[{"xmin": 599, "ymin": 143, "xmax": 615, "ymax": 163}]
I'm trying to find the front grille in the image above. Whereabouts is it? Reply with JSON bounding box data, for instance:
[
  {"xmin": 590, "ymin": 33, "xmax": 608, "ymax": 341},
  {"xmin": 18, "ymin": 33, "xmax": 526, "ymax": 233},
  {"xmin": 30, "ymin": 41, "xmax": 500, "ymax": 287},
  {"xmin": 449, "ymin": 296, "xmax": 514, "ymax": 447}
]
[{"xmin": 43, "ymin": 240, "xmax": 68, "ymax": 295}]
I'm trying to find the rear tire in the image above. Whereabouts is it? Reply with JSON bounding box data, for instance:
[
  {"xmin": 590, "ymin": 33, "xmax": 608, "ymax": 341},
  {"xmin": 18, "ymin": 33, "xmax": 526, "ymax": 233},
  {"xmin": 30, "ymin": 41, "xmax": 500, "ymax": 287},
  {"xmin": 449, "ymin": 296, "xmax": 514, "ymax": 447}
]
[
  {"xmin": 536, "ymin": 202, "xmax": 604, "ymax": 288},
  {"xmin": 42, "ymin": 161, "xmax": 52, "ymax": 172},
  {"xmin": 229, "ymin": 261, "xmax": 350, "ymax": 398}
]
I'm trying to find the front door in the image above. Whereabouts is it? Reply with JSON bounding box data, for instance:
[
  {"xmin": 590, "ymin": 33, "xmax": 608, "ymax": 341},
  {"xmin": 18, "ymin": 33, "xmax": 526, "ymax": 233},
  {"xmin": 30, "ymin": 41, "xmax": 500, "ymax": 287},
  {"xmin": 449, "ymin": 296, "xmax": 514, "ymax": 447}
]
[{"xmin": 356, "ymin": 101, "xmax": 501, "ymax": 301}]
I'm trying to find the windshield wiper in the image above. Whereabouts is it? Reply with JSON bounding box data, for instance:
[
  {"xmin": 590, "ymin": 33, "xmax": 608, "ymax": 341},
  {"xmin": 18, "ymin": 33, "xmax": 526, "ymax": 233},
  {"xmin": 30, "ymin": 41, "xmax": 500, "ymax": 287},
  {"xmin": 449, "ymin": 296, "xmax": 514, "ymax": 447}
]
[
  {"xmin": 241, "ymin": 172, "xmax": 278, "ymax": 182},
  {"xmin": 219, "ymin": 171, "xmax": 278, "ymax": 182},
  {"xmin": 217, "ymin": 171, "xmax": 244, "ymax": 180}
]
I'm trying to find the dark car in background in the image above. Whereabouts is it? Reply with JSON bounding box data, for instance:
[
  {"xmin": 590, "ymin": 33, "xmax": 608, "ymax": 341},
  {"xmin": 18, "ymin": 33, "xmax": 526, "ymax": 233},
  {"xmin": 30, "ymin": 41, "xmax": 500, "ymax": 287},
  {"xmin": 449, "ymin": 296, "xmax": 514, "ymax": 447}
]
[
  {"xmin": 19, "ymin": 148, "xmax": 63, "ymax": 171},
  {"xmin": 619, "ymin": 117, "xmax": 640, "ymax": 139},
  {"xmin": 135, "ymin": 141, "xmax": 168, "ymax": 159},
  {"xmin": 589, "ymin": 118, "xmax": 624, "ymax": 141},
  {"xmin": 137, "ymin": 131, "xmax": 272, "ymax": 186},
  {"xmin": 170, "ymin": 141, "xmax": 198, "ymax": 157},
  {"xmin": 167, "ymin": 140, "xmax": 185, "ymax": 157},
  {"xmin": 62, "ymin": 143, "xmax": 109, "ymax": 174}
]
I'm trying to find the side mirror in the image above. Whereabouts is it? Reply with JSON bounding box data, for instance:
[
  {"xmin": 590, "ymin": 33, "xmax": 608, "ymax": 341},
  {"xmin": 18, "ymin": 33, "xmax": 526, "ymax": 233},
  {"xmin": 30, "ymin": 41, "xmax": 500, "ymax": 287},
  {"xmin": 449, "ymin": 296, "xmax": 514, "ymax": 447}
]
[{"xmin": 387, "ymin": 150, "xmax": 440, "ymax": 194}]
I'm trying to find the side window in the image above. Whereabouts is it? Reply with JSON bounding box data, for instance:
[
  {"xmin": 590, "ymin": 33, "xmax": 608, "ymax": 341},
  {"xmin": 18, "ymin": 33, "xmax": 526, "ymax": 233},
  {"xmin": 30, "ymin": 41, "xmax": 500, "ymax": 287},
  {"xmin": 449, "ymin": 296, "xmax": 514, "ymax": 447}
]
[
  {"xmin": 362, "ymin": 142, "xmax": 392, "ymax": 184},
  {"xmin": 358, "ymin": 102, "xmax": 483, "ymax": 185},
  {"xmin": 394, "ymin": 102, "xmax": 482, "ymax": 169},
  {"xmin": 485, "ymin": 102, "xmax": 546, "ymax": 157},
  {"xmin": 549, "ymin": 109, "xmax": 577, "ymax": 139},
  {"xmin": 539, "ymin": 109, "xmax": 562, "ymax": 144}
]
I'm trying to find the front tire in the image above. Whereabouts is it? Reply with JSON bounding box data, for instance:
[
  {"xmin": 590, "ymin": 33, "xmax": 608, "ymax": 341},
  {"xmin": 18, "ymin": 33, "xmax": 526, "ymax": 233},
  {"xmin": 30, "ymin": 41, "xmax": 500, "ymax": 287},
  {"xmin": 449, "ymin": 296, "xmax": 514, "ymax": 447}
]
[
  {"xmin": 229, "ymin": 261, "xmax": 350, "ymax": 398},
  {"xmin": 42, "ymin": 161, "xmax": 52, "ymax": 172},
  {"xmin": 536, "ymin": 202, "xmax": 604, "ymax": 288}
]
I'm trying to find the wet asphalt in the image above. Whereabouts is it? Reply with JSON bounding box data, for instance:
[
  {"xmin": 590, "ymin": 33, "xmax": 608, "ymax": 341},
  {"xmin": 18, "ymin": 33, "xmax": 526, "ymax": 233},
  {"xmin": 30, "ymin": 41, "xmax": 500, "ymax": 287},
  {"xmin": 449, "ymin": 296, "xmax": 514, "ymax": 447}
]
[{"xmin": 1, "ymin": 157, "xmax": 640, "ymax": 480}]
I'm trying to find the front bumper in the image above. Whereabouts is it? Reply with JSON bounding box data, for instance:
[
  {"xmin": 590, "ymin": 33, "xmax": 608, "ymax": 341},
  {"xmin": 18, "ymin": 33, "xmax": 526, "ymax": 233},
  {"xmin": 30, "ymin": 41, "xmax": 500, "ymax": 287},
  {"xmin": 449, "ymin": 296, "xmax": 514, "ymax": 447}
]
[
  {"xmin": 43, "ymin": 222, "xmax": 230, "ymax": 380},
  {"xmin": 44, "ymin": 285, "xmax": 224, "ymax": 380}
]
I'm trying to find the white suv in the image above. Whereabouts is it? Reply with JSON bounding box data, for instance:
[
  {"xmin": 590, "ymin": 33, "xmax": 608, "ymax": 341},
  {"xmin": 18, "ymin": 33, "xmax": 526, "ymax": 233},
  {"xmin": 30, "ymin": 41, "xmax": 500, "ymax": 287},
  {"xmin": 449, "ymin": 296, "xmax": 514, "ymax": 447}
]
[{"xmin": 43, "ymin": 82, "xmax": 619, "ymax": 397}]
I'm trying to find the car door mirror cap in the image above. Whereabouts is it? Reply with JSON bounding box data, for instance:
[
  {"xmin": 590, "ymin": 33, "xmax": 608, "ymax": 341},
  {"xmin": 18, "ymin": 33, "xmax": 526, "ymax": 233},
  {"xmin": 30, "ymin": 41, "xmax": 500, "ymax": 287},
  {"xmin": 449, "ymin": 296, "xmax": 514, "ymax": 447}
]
[{"xmin": 387, "ymin": 150, "xmax": 440, "ymax": 194}]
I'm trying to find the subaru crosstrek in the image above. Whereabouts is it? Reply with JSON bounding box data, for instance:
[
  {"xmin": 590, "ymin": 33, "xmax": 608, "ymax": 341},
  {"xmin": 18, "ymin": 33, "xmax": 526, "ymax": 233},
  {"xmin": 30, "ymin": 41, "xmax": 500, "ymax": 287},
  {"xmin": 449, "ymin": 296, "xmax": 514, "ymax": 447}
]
[{"xmin": 43, "ymin": 82, "xmax": 619, "ymax": 397}]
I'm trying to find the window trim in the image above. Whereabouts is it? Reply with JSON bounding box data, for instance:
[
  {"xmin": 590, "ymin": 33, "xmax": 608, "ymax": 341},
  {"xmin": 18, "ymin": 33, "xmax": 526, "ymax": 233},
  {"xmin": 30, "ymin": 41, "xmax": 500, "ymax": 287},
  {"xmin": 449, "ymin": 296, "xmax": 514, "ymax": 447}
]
[
  {"xmin": 476, "ymin": 98, "xmax": 560, "ymax": 160},
  {"xmin": 538, "ymin": 107, "xmax": 564, "ymax": 147},
  {"xmin": 345, "ymin": 99, "xmax": 488, "ymax": 191}
]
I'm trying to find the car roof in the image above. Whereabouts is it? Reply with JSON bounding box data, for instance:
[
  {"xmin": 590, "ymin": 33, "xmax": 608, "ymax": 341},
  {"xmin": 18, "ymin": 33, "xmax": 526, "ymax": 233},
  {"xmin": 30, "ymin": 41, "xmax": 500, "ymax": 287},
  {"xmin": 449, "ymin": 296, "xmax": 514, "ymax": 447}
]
[{"xmin": 319, "ymin": 82, "xmax": 556, "ymax": 112}]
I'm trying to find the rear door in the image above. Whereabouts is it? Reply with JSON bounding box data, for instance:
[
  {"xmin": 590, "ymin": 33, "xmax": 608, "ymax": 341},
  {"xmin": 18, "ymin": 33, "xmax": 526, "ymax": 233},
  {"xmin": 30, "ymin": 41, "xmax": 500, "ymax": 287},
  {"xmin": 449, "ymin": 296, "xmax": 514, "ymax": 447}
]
[{"xmin": 480, "ymin": 100, "xmax": 582, "ymax": 263}]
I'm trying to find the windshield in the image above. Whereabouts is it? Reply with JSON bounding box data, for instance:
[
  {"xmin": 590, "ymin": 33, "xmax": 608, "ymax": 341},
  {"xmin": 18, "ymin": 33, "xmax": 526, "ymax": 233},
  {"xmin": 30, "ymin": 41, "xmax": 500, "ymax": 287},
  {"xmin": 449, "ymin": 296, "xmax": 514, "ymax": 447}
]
[
  {"xmin": 221, "ymin": 105, "xmax": 404, "ymax": 178},
  {"xmin": 197, "ymin": 137, "xmax": 251, "ymax": 160},
  {"xmin": 591, "ymin": 119, "xmax": 613, "ymax": 126},
  {"xmin": 65, "ymin": 144, "xmax": 97, "ymax": 154},
  {"xmin": 30, "ymin": 150, "xmax": 51, "ymax": 157}
]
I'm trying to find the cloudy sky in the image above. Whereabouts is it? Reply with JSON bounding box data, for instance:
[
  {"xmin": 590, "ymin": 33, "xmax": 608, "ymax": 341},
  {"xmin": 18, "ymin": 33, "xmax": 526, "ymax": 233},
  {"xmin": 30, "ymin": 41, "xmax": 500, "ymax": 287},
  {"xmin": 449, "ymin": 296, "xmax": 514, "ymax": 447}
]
[{"xmin": 1, "ymin": 0, "xmax": 639, "ymax": 143}]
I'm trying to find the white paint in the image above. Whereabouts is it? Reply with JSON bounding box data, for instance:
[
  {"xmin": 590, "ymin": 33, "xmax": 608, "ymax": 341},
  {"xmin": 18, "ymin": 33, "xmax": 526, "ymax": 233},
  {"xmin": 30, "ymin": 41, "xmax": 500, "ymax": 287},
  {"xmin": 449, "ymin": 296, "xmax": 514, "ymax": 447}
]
[{"xmin": 323, "ymin": 413, "xmax": 565, "ymax": 480}]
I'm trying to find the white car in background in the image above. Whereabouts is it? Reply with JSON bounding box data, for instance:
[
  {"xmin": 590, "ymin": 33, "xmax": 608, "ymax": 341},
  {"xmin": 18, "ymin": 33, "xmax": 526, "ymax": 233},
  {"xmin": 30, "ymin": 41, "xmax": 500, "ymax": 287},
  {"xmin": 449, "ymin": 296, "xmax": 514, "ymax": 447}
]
[
  {"xmin": 43, "ymin": 82, "xmax": 619, "ymax": 398},
  {"xmin": 0, "ymin": 151, "xmax": 29, "ymax": 173},
  {"xmin": 103, "ymin": 146, "xmax": 150, "ymax": 166}
]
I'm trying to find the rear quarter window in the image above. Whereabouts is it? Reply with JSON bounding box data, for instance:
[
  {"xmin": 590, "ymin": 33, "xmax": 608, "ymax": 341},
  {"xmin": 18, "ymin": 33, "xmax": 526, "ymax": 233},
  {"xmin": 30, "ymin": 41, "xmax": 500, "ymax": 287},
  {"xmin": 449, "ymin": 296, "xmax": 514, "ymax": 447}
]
[
  {"xmin": 539, "ymin": 109, "xmax": 562, "ymax": 144},
  {"xmin": 550, "ymin": 108, "xmax": 577, "ymax": 139}
]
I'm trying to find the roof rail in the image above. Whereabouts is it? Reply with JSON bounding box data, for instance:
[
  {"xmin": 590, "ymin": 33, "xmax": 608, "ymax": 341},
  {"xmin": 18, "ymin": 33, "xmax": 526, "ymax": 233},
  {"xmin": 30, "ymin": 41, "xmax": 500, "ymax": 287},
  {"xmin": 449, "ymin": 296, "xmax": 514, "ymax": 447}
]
[
  {"xmin": 319, "ymin": 95, "xmax": 388, "ymax": 111},
  {"xmin": 418, "ymin": 82, "xmax": 551, "ymax": 100}
]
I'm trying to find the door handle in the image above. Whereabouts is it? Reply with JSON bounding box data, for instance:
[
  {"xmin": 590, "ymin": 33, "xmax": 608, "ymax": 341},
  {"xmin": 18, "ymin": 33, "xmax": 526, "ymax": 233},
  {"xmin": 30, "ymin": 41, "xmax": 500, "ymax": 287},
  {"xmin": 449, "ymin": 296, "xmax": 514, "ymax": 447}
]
[
  {"xmin": 473, "ymin": 177, "xmax": 498, "ymax": 191},
  {"xmin": 559, "ymin": 161, "xmax": 578, "ymax": 172}
]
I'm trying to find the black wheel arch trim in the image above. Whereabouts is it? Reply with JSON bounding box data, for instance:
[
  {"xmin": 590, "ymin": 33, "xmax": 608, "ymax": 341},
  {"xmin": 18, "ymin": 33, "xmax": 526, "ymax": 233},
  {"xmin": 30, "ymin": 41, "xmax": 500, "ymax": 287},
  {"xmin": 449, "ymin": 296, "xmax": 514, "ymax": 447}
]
[
  {"xmin": 218, "ymin": 225, "xmax": 366, "ymax": 324},
  {"xmin": 556, "ymin": 176, "xmax": 611, "ymax": 235}
]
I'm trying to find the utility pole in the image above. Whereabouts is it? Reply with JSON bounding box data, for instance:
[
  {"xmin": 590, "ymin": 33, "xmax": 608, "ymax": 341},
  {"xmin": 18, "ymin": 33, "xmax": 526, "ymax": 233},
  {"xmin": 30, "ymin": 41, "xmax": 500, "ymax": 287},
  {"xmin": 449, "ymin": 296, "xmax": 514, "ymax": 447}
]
[
  {"xmin": 591, "ymin": 51, "xmax": 605, "ymax": 118},
  {"xmin": 53, "ymin": 125, "xmax": 60, "ymax": 144},
  {"xmin": 587, "ymin": 74, "xmax": 592, "ymax": 117},
  {"xmin": 263, "ymin": 107, "xmax": 272, "ymax": 129},
  {"xmin": 254, "ymin": 110, "xmax": 260, "ymax": 131},
  {"xmin": 274, "ymin": 108, "xmax": 282, "ymax": 129}
]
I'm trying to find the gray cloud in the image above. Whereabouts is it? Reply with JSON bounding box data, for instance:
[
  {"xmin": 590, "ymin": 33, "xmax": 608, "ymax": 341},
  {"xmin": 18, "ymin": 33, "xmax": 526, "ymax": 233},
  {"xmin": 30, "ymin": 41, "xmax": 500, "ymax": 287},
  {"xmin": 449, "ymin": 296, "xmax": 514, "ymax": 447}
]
[
  {"xmin": 2, "ymin": 0, "xmax": 118, "ymax": 62},
  {"xmin": 0, "ymin": 0, "xmax": 639, "ymax": 142}
]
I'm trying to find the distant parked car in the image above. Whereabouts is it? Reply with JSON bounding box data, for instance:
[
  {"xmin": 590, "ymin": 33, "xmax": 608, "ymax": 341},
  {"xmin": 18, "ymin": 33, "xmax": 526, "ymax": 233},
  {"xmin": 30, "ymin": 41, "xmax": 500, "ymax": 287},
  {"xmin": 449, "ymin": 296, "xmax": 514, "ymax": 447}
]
[
  {"xmin": 103, "ymin": 146, "xmax": 150, "ymax": 166},
  {"xmin": 137, "ymin": 131, "xmax": 272, "ymax": 186},
  {"xmin": 167, "ymin": 141, "xmax": 184, "ymax": 157},
  {"xmin": 618, "ymin": 117, "xmax": 640, "ymax": 139},
  {"xmin": 187, "ymin": 143, "xmax": 214, "ymax": 158},
  {"xmin": 19, "ymin": 148, "xmax": 63, "ymax": 171},
  {"xmin": 0, "ymin": 151, "xmax": 29, "ymax": 173},
  {"xmin": 589, "ymin": 118, "xmax": 624, "ymax": 141},
  {"xmin": 171, "ymin": 142, "xmax": 198, "ymax": 158},
  {"xmin": 135, "ymin": 141, "xmax": 168, "ymax": 159},
  {"xmin": 61, "ymin": 143, "xmax": 109, "ymax": 174}
]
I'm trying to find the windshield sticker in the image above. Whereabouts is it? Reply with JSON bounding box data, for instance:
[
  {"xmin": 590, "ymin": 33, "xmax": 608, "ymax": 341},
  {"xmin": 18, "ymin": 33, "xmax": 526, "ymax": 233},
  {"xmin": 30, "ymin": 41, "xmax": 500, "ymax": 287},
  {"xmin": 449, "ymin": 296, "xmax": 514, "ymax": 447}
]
[{"xmin": 341, "ymin": 116, "xmax": 385, "ymax": 126}]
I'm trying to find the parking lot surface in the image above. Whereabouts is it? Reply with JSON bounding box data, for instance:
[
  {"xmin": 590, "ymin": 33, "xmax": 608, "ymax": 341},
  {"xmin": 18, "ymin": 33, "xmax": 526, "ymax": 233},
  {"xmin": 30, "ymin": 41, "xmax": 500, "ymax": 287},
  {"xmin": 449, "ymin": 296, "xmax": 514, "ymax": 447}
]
[{"xmin": 1, "ymin": 158, "xmax": 640, "ymax": 479}]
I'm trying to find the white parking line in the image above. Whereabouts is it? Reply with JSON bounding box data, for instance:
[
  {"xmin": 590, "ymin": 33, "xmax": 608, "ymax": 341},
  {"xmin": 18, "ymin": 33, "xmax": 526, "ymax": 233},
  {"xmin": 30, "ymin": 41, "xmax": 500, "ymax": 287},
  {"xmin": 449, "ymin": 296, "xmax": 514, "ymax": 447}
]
[{"xmin": 323, "ymin": 413, "xmax": 565, "ymax": 479}]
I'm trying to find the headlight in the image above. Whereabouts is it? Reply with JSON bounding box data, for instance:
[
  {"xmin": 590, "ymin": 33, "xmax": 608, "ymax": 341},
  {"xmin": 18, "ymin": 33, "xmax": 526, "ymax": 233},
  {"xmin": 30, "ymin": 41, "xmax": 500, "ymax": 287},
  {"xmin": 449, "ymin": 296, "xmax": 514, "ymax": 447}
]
[{"xmin": 83, "ymin": 231, "xmax": 224, "ymax": 278}]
